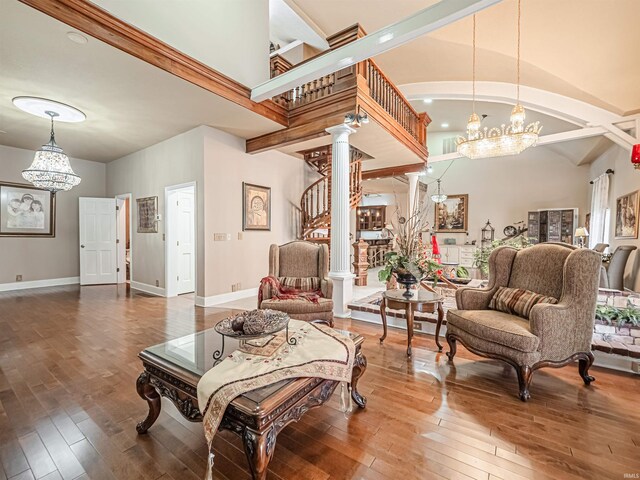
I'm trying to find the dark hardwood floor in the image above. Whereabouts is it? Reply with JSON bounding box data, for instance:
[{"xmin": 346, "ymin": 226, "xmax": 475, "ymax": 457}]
[{"xmin": 0, "ymin": 285, "xmax": 639, "ymax": 480}]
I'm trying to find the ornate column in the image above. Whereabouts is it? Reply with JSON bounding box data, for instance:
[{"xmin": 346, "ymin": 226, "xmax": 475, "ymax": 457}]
[
  {"xmin": 326, "ymin": 124, "xmax": 356, "ymax": 317},
  {"xmin": 406, "ymin": 172, "xmax": 421, "ymax": 219}
]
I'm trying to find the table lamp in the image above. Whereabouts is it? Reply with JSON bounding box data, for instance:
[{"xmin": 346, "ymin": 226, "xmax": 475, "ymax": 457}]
[{"xmin": 575, "ymin": 227, "xmax": 589, "ymax": 248}]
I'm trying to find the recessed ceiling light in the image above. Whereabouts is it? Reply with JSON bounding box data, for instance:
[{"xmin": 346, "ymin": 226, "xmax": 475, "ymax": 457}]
[
  {"xmin": 12, "ymin": 97, "xmax": 86, "ymax": 123},
  {"xmin": 441, "ymin": 122, "xmax": 449, "ymax": 128},
  {"xmin": 67, "ymin": 31, "xmax": 88, "ymax": 44},
  {"xmin": 423, "ymin": 98, "xmax": 433, "ymax": 104}
]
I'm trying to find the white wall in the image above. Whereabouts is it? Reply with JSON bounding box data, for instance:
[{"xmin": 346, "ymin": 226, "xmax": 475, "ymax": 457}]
[
  {"xmin": 106, "ymin": 127, "xmax": 205, "ymax": 295},
  {"xmin": 93, "ymin": 0, "xmax": 270, "ymax": 88},
  {"xmin": 421, "ymin": 147, "xmax": 591, "ymax": 246},
  {"xmin": 202, "ymin": 126, "xmax": 306, "ymax": 297},
  {"xmin": 0, "ymin": 145, "xmax": 106, "ymax": 285},
  {"xmin": 589, "ymin": 144, "xmax": 640, "ymax": 291}
]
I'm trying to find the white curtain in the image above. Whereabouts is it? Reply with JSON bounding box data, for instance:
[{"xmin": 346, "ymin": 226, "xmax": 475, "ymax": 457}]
[{"xmin": 589, "ymin": 173, "xmax": 610, "ymax": 248}]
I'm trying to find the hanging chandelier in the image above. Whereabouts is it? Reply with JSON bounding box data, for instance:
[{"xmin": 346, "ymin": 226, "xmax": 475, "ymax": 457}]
[
  {"xmin": 22, "ymin": 111, "xmax": 81, "ymax": 193},
  {"xmin": 430, "ymin": 179, "xmax": 447, "ymax": 203},
  {"xmin": 457, "ymin": 1, "xmax": 542, "ymax": 160}
]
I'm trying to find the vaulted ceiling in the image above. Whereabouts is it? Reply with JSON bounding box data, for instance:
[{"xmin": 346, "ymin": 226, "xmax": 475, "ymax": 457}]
[{"xmin": 288, "ymin": 0, "xmax": 640, "ymax": 115}]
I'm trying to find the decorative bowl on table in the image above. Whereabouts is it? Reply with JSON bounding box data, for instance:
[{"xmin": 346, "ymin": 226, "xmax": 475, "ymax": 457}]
[{"xmin": 214, "ymin": 309, "xmax": 290, "ymax": 339}]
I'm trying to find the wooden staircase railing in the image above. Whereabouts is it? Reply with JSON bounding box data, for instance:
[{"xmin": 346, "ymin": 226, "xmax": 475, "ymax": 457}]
[{"xmin": 300, "ymin": 146, "xmax": 363, "ymax": 240}]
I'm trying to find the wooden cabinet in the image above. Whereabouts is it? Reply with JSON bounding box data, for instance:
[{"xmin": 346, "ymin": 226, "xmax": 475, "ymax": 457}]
[
  {"xmin": 357, "ymin": 206, "xmax": 385, "ymax": 231},
  {"xmin": 439, "ymin": 245, "xmax": 476, "ymax": 268},
  {"xmin": 528, "ymin": 209, "xmax": 577, "ymax": 245}
]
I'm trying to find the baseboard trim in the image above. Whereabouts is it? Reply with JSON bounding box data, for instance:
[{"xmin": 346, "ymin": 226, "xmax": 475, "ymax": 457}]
[
  {"xmin": 130, "ymin": 281, "xmax": 166, "ymax": 297},
  {"xmin": 0, "ymin": 276, "xmax": 80, "ymax": 292},
  {"xmin": 195, "ymin": 287, "xmax": 259, "ymax": 308}
]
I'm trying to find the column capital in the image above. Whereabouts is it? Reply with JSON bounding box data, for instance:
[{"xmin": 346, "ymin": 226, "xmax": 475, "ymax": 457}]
[
  {"xmin": 326, "ymin": 124, "xmax": 357, "ymax": 136},
  {"xmin": 405, "ymin": 172, "xmax": 422, "ymax": 179}
]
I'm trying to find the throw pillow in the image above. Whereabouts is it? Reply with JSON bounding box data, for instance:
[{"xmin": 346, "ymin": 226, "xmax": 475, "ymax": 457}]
[
  {"xmin": 278, "ymin": 276, "xmax": 321, "ymax": 292},
  {"xmin": 489, "ymin": 286, "xmax": 558, "ymax": 319}
]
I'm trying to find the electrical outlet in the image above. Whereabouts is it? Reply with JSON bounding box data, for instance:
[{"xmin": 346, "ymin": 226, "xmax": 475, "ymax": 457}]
[
  {"xmin": 231, "ymin": 284, "xmax": 237, "ymax": 292},
  {"xmin": 236, "ymin": 282, "xmax": 241, "ymax": 291},
  {"xmin": 414, "ymin": 322, "xmax": 423, "ymax": 331},
  {"xmin": 214, "ymin": 233, "xmax": 231, "ymax": 241},
  {"xmin": 237, "ymin": 232, "xmax": 243, "ymax": 240},
  {"xmin": 155, "ymin": 280, "xmax": 160, "ymax": 287},
  {"xmin": 632, "ymin": 360, "xmax": 640, "ymax": 374},
  {"xmin": 16, "ymin": 275, "xmax": 22, "ymax": 282},
  {"xmin": 162, "ymin": 234, "xmax": 165, "ymax": 241}
]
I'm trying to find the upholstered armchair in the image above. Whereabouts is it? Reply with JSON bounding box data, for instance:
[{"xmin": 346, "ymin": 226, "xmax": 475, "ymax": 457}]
[
  {"xmin": 258, "ymin": 241, "xmax": 334, "ymax": 325},
  {"xmin": 446, "ymin": 243, "xmax": 601, "ymax": 401}
]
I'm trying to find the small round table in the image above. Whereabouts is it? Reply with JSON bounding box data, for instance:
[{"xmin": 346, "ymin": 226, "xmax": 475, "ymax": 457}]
[{"xmin": 379, "ymin": 289, "xmax": 445, "ymax": 356}]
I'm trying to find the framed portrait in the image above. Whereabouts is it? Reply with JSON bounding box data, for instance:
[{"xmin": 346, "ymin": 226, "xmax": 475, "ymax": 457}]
[
  {"xmin": 614, "ymin": 190, "xmax": 639, "ymax": 239},
  {"xmin": 0, "ymin": 181, "xmax": 55, "ymax": 237},
  {"xmin": 435, "ymin": 194, "xmax": 468, "ymax": 233},
  {"xmin": 243, "ymin": 182, "xmax": 271, "ymax": 231},
  {"xmin": 137, "ymin": 196, "xmax": 158, "ymax": 233}
]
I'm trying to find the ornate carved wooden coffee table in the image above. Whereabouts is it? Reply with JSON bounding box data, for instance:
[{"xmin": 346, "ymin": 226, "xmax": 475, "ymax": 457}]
[
  {"xmin": 136, "ymin": 325, "xmax": 366, "ymax": 480},
  {"xmin": 380, "ymin": 289, "xmax": 444, "ymax": 355}
]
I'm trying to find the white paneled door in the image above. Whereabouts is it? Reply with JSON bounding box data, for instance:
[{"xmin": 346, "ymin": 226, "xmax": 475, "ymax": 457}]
[
  {"xmin": 79, "ymin": 197, "xmax": 117, "ymax": 285},
  {"xmin": 175, "ymin": 190, "xmax": 195, "ymax": 295}
]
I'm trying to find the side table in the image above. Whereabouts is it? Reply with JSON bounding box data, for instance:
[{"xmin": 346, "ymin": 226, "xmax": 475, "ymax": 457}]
[{"xmin": 379, "ymin": 289, "xmax": 444, "ymax": 355}]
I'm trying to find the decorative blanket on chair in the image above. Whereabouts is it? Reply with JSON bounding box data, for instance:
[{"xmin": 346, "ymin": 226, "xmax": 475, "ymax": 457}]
[
  {"xmin": 259, "ymin": 275, "xmax": 323, "ymax": 304},
  {"xmin": 196, "ymin": 319, "xmax": 355, "ymax": 474}
]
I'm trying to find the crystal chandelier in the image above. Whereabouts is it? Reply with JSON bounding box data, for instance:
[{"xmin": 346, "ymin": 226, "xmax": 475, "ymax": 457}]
[
  {"xmin": 22, "ymin": 111, "xmax": 81, "ymax": 193},
  {"xmin": 457, "ymin": 1, "xmax": 542, "ymax": 160},
  {"xmin": 430, "ymin": 179, "xmax": 447, "ymax": 203}
]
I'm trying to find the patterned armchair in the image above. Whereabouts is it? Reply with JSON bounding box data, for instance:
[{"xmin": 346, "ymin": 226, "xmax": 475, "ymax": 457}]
[
  {"xmin": 446, "ymin": 243, "xmax": 601, "ymax": 401},
  {"xmin": 258, "ymin": 241, "xmax": 334, "ymax": 325}
]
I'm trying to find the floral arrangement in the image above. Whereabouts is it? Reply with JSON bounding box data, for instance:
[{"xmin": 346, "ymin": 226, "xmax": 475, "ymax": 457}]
[{"xmin": 378, "ymin": 204, "xmax": 441, "ymax": 283}]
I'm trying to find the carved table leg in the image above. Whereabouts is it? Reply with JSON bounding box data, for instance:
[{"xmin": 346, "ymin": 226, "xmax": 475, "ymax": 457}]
[
  {"xmin": 379, "ymin": 297, "xmax": 388, "ymax": 343},
  {"xmin": 406, "ymin": 304, "xmax": 414, "ymax": 356},
  {"xmin": 434, "ymin": 301, "xmax": 444, "ymax": 352},
  {"xmin": 136, "ymin": 371, "xmax": 161, "ymax": 434},
  {"xmin": 350, "ymin": 349, "xmax": 367, "ymax": 408},
  {"xmin": 242, "ymin": 426, "xmax": 277, "ymax": 480}
]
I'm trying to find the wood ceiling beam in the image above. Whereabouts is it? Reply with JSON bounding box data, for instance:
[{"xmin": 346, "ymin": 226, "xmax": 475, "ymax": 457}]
[
  {"xmin": 251, "ymin": 0, "xmax": 502, "ymax": 102},
  {"xmin": 18, "ymin": 0, "xmax": 288, "ymax": 126},
  {"xmin": 362, "ymin": 163, "xmax": 424, "ymax": 180}
]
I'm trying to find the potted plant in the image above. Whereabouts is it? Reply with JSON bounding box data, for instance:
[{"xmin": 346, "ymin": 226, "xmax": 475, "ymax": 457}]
[{"xmin": 378, "ymin": 205, "xmax": 441, "ymax": 298}]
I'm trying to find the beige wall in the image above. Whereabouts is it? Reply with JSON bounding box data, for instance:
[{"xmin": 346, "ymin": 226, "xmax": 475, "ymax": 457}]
[
  {"xmin": 202, "ymin": 126, "xmax": 306, "ymax": 297},
  {"xmin": 93, "ymin": 0, "xmax": 270, "ymax": 88},
  {"xmin": 105, "ymin": 125, "xmax": 306, "ymax": 300},
  {"xmin": 589, "ymin": 144, "xmax": 640, "ymax": 291},
  {"xmin": 422, "ymin": 147, "xmax": 591, "ymax": 245},
  {"xmin": 0, "ymin": 144, "xmax": 106, "ymax": 284},
  {"xmin": 106, "ymin": 127, "xmax": 205, "ymax": 295}
]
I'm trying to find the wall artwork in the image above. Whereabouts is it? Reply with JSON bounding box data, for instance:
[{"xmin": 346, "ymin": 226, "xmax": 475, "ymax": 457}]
[
  {"xmin": 0, "ymin": 181, "xmax": 55, "ymax": 237},
  {"xmin": 435, "ymin": 194, "xmax": 469, "ymax": 233},
  {"xmin": 137, "ymin": 196, "xmax": 158, "ymax": 233},
  {"xmin": 243, "ymin": 182, "xmax": 271, "ymax": 231},
  {"xmin": 614, "ymin": 190, "xmax": 639, "ymax": 239}
]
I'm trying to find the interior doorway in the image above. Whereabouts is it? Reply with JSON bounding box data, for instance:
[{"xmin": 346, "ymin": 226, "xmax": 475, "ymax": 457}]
[
  {"xmin": 165, "ymin": 183, "xmax": 196, "ymax": 297},
  {"xmin": 115, "ymin": 193, "xmax": 132, "ymax": 284}
]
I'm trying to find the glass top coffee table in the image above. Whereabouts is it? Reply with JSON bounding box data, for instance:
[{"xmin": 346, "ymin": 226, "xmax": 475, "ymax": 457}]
[
  {"xmin": 380, "ymin": 289, "xmax": 444, "ymax": 356},
  {"xmin": 135, "ymin": 322, "xmax": 366, "ymax": 480}
]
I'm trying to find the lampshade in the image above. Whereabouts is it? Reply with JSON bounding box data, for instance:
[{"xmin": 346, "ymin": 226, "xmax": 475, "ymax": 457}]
[
  {"xmin": 632, "ymin": 144, "xmax": 640, "ymax": 170},
  {"xmin": 575, "ymin": 227, "xmax": 589, "ymax": 237}
]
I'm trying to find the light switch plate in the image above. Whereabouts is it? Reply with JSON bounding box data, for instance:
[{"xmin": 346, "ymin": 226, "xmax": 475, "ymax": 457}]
[{"xmin": 214, "ymin": 233, "xmax": 231, "ymax": 241}]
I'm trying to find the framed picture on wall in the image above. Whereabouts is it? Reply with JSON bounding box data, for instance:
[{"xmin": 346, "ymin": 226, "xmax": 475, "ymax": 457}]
[
  {"xmin": 435, "ymin": 194, "xmax": 468, "ymax": 233},
  {"xmin": 137, "ymin": 196, "xmax": 158, "ymax": 233},
  {"xmin": 614, "ymin": 190, "xmax": 639, "ymax": 239},
  {"xmin": 0, "ymin": 181, "xmax": 55, "ymax": 237},
  {"xmin": 243, "ymin": 182, "xmax": 271, "ymax": 231}
]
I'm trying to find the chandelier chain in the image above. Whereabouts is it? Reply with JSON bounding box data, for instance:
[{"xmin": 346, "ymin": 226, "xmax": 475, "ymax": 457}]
[
  {"xmin": 472, "ymin": 14, "xmax": 476, "ymax": 114},
  {"xmin": 516, "ymin": 0, "xmax": 521, "ymax": 102}
]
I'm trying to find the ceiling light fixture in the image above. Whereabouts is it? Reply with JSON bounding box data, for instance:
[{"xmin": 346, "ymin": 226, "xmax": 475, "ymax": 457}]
[
  {"xmin": 66, "ymin": 31, "xmax": 88, "ymax": 44},
  {"xmin": 457, "ymin": 3, "xmax": 542, "ymax": 160},
  {"xmin": 20, "ymin": 110, "xmax": 82, "ymax": 193},
  {"xmin": 430, "ymin": 179, "xmax": 447, "ymax": 204},
  {"xmin": 379, "ymin": 32, "xmax": 394, "ymax": 44},
  {"xmin": 441, "ymin": 122, "xmax": 449, "ymax": 128},
  {"xmin": 423, "ymin": 98, "xmax": 433, "ymax": 104}
]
